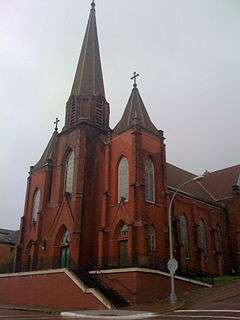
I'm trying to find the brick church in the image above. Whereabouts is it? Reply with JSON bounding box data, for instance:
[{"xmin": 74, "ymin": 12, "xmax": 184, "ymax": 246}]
[{"xmin": 16, "ymin": 0, "xmax": 240, "ymax": 303}]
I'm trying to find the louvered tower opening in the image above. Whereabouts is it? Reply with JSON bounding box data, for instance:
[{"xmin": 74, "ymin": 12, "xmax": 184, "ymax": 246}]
[
  {"xmin": 70, "ymin": 101, "xmax": 76, "ymax": 126},
  {"xmin": 95, "ymin": 96, "xmax": 104, "ymax": 128}
]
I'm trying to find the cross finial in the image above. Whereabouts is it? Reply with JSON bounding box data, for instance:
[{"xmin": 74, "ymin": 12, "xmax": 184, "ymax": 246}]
[
  {"xmin": 91, "ymin": 0, "xmax": 95, "ymax": 10},
  {"xmin": 54, "ymin": 117, "xmax": 60, "ymax": 131},
  {"xmin": 131, "ymin": 72, "xmax": 140, "ymax": 88}
]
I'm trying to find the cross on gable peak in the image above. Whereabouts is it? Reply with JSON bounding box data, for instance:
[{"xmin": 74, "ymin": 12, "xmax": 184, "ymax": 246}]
[
  {"xmin": 54, "ymin": 117, "xmax": 60, "ymax": 131},
  {"xmin": 131, "ymin": 72, "xmax": 140, "ymax": 88}
]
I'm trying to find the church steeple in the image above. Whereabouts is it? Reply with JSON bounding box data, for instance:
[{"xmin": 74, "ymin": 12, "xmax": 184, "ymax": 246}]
[
  {"xmin": 71, "ymin": 0, "xmax": 105, "ymax": 97},
  {"xmin": 114, "ymin": 78, "xmax": 159, "ymax": 136},
  {"xmin": 64, "ymin": 1, "xmax": 109, "ymax": 131}
]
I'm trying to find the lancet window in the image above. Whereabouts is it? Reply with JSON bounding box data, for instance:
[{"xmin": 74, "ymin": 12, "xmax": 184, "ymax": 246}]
[
  {"xmin": 32, "ymin": 189, "xmax": 41, "ymax": 223},
  {"xmin": 145, "ymin": 159, "xmax": 155, "ymax": 203},
  {"xmin": 65, "ymin": 151, "xmax": 75, "ymax": 194},
  {"xmin": 198, "ymin": 219, "xmax": 208, "ymax": 260},
  {"xmin": 179, "ymin": 214, "xmax": 189, "ymax": 258},
  {"xmin": 118, "ymin": 157, "xmax": 129, "ymax": 202}
]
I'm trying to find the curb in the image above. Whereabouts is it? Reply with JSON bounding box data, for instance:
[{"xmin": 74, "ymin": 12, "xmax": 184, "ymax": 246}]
[
  {"xmin": 0, "ymin": 305, "xmax": 60, "ymax": 315},
  {"xmin": 61, "ymin": 311, "xmax": 158, "ymax": 319}
]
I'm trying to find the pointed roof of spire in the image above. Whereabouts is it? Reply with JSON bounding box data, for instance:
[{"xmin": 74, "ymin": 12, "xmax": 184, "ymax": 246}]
[
  {"xmin": 114, "ymin": 86, "xmax": 159, "ymax": 136},
  {"xmin": 71, "ymin": 1, "xmax": 105, "ymax": 97}
]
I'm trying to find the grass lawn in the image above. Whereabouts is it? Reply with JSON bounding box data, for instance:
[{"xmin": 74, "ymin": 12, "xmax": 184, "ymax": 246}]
[{"xmin": 213, "ymin": 275, "xmax": 240, "ymax": 285}]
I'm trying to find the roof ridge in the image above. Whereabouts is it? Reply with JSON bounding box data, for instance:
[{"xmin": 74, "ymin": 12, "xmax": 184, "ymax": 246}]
[
  {"xmin": 166, "ymin": 162, "xmax": 197, "ymax": 177},
  {"xmin": 208, "ymin": 164, "xmax": 240, "ymax": 174}
]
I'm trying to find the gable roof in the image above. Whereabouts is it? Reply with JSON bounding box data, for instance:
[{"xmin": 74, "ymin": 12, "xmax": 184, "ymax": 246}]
[
  {"xmin": 200, "ymin": 165, "xmax": 240, "ymax": 200},
  {"xmin": 33, "ymin": 130, "xmax": 58, "ymax": 171},
  {"xmin": 166, "ymin": 163, "xmax": 215, "ymax": 203},
  {"xmin": 113, "ymin": 86, "xmax": 159, "ymax": 136},
  {"xmin": 0, "ymin": 229, "xmax": 19, "ymax": 245}
]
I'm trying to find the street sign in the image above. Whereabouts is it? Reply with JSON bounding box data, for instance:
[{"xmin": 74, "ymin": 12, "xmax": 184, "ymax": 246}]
[{"xmin": 167, "ymin": 258, "xmax": 178, "ymax": 274}]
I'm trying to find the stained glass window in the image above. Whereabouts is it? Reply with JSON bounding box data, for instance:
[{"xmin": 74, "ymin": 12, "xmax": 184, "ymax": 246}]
[
  {"xmin": 179, "ymin": 214, "xmax": 189, "ymax": 258},
  {"xmin": 118, "ymin": 157, "xmax": 129, "ymax": 202},
  {"xmin": 65, "ymin": 151, "xmax": 75, "ymax": 194},
  {"xmin": 199, "ymin": 219, "xmax": 208, "ymax": 260},
  {"xmin": 145, "ymin": 159, "xmax": 155, "ymax": 203},
  {"xmin": 32, "ymin": 189, "xmax": 41, "ymax": 223}
]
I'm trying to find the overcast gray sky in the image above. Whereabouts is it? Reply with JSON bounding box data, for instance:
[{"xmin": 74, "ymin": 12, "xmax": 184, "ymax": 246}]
[{"xmin": 1, "ymin": 0, "xmax": 240, "ymax": 229}]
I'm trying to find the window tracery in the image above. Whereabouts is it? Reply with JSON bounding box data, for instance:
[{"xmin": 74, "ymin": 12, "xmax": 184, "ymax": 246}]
[
  {"xmin": 118, "ymin": 157, "xmax": 129, "ymax": 202},
  {"xmin": 198, "ymin": 219, "xmax": 208, "ymax": 260},
  {"xmin": 145, "ymin": 159, "xmax": 155, "ymax": 203},
  {"xmin": 65, "ymin": 151, "xmax": 75, "ymax": 194},
  {"xmin": 179, "ymin": 214, "xmax": 189, "ymax": 258},
  {"xmin": 32, "ymin": 189, "xmax": 41, "ymax": 223}
]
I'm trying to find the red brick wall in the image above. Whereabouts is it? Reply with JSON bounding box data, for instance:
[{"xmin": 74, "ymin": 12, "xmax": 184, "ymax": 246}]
[
  {"xmin": 0, "ymin": 271, "xmax": 106, "ymax": 311},
  {"xmin": 95, "ymin": 270, "xmax": 205, "ymax": 305},
  {"xmin": 0, "ymin": 244, "xmax": 15, "ymax": 272},
  {"xmin": 18, "ymin": 120, "xmax": 230, "ymax": 278}
]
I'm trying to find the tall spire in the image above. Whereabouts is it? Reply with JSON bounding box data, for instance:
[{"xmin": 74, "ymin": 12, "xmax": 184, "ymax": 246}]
[{"xmin": 71, "ymin": 1, "xmax": 105, "ymax": 97}]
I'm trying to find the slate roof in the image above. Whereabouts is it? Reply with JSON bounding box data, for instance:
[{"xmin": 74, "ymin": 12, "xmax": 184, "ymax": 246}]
[
  {"xmin": 166, "ymin": 163, "xmax": 240, "ymax": 203},
  {"xmin": 71, "ymin": 1, "xmax": 105, "ymax": 97},
  {"xmin": 0, "ymin": 229, "xmax": 19, "ymax": 245},
  {"xmin": 33, "ymin": 130, "xmax": 58, "ymax": 171},
  {"xmin": 166, "ymin": 163, "xmax": 215, "ymax": 203},
  {"xmin": 114, "ymin": 86, "xmax": 159, "ymax": 136},
  {"xmin": 200, "ymin": 165, "xmax": 240, "ymax": 200}
]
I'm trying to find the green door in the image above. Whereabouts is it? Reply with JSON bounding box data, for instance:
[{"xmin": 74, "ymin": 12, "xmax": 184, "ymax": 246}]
[{"xmin": 60, "ymin": 246, "xmax": 69, "ymax": 268}]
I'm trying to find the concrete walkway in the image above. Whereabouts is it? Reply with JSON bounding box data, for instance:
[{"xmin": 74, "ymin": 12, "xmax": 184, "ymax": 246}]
[{"xmin": 61, "ymin": 310, "xmax": 158, "ymax": 319}]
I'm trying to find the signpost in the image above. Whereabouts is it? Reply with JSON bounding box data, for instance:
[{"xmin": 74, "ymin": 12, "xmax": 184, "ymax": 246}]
[{"xmin": 167, "ymin": 258, "xmax": 178, "ymax": 275}]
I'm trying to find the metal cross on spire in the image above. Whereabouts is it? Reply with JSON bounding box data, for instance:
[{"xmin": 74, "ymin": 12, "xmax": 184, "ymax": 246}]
[
  {"xmin": 91, "ymin": 0, "xmax": 95, "ymax": 10},
  {"xmin": 131, "ymin": 72, "xmax": 140, "ymax": 88},
  {"xmin": 54, "ymin": 117, "xmax": 60, "ymax": 131}
]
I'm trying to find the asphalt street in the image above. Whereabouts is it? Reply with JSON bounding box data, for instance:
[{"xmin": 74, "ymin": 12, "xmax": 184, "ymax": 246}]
[
  {"xmin": 1, "ymin": 286, "xmax": 240, "ymax": 320},
  {"xmin": 1, "ymin": 308, "xmax": 240, "ymax": 320}
]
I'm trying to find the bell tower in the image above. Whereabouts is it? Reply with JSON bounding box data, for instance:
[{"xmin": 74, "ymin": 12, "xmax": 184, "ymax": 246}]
[{"xmin": 64, "ymin": 1, "xmax": 110, "ymax": 132}]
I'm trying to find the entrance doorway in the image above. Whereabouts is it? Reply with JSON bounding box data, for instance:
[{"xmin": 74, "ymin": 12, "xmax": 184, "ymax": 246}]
[
  {"xmin": 119, "ymin": 240, "xmax": 128, "ymax": 266},
  {"xmin": 60, "ymin": 230, "xmax": 70, "ymax": 268},
  {"xmin": 118, "ymin": 225, "xmax": 128, "ymax": 267}
]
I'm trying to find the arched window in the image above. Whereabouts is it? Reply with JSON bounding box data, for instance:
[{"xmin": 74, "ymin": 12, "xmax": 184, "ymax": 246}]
[
  {"xmin": 179, "ymin": 214, "xmax": 189, "ymax": 258},
  {"xmin": 214, "ymin": 224, "xmax": 222, "ymax": 254},
  {"xmin": 198, "ymin": 219, "xmax": 208, "ymax": 260},
  {"xmin": 32, "ymin": 189, "xmax": 41, "ymax": 223},
  {"xmin": 145, "ymin": 159, "xmax": 155, "ymax": 203},
  {"xmin": 146, "ymin": 225, "xmax": 156, "ymax": 251},
  {"xmin": 118, "ymin": 157, "xmax": 129, "ymax": 202},
  {"xmin": 65, "ymin": 151, "xmax": 75, "ymax": 194},
  {"xmin": 119, "ymin": 225, "xmax": 128, "ymax": 239}
]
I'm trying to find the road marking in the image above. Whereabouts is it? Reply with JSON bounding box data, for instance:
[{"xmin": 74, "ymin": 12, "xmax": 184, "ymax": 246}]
[
  {"xmin": 176, "ymin": 311, "xmax": 240, "ymax": 314},
  {"xmin": 161, "ymin": 315, "xmax": 240, "ymax": 320},
  {"xmin": 61, "ymin": 311, "xmax": 157, "ymax": 319},
  {"xmin": 0, "ymin": 317, "xmax": 54, "ymax": 319}
]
